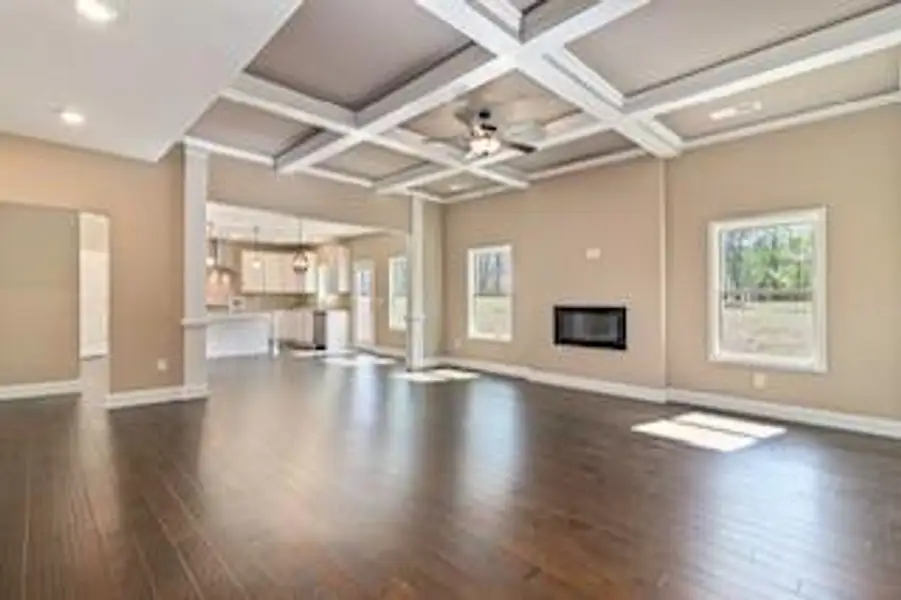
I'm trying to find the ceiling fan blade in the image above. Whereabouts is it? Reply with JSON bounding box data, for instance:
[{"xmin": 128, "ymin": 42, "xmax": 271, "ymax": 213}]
[{"xmin": 502, "ymin": 139, "xmax": 537, "ymax": 154}]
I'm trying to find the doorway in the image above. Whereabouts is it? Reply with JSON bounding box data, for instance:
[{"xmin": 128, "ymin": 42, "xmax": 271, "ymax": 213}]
[
  {"xmin": 79, "ymin": 212, "xmax": 110, "ymax": 401},
  {"xmin": 352, "ymin": 262, "xmax": 375, "ymax": 347}
]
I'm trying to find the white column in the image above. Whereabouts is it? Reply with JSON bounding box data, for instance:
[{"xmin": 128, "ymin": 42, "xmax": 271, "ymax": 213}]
[
  {"xmin": 406, "ymin": 194, "xmax": 426, "ymax": 370},
  {"xmin": 182, "ymin": 143, "xmax": 210, "ymax": 395}
]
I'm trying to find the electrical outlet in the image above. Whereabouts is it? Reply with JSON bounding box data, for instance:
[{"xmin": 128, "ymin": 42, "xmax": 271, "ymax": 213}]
[
  {"xmin": 585, "ymin": 247, "xmax": 601, "ymax": 260},
  {"xmin": 751, "ymin": 372, "xmax": 767, "ymax": 389},
  {"xmin": 157, "ymin": 358, "xmax": 169, "ymax": 373}
]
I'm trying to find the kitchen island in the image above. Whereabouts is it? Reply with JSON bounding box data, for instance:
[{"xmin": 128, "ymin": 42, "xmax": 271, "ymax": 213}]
[{"xmin": 205, "ymin": 312, "xmax": 272, "ymax": 358}]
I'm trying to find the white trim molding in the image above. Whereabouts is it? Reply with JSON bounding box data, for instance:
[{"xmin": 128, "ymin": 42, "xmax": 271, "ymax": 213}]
[
  {"xmin": 667, "ymin": 388, "xmax": 901, "ymax": 440},
  {"xmin": 0, "ymin": 379, "xmax": 83, "ymax": 402},
  {"xmin": 106, "ymin": 385, "xmax": 210, "ymax": 410},
  {"xmin": 356, "ymin": 345, "xmax": 442, "ymax": 368},
  {"xmin": 440, "ymin": 357, "xmax": 667, "ymax": 403}
]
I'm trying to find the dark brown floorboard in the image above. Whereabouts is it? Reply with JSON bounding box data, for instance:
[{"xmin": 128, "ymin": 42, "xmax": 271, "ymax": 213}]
[{"xmin": 1, "ymin": 356, "xmax": 901, "ymax": 598}]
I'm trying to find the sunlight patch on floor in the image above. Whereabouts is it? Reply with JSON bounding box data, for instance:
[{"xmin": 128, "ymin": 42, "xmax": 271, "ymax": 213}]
[{"xmin": 632, "ymin": 412, "xmax": 786, "ymax": 452}]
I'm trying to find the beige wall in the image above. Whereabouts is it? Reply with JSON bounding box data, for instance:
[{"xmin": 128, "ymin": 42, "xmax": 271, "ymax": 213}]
[
  {"xmin": 0, "ymin": 134, "xmax": 184, "ymax": 393},
  {"xmin": 209, "ymin": 156, "xmax": 410, "ymax": 232},
  {"xmin": 667, "ymin": 106, "xmax": 901, "ymax": 419},
  {"xmin": 0, "ymin": 204, "xmax": 79, "ymax": 385},
  {"xmin": 346, "ymin": 232, "xmax": 408, "ymax": 350},
  {"xmin": 444, "ymin": 159, "xmax": 667, "ymax": 388}
]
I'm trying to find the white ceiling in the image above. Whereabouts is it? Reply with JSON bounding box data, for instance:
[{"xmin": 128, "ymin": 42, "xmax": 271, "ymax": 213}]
[
  {"xmin": 0, "ymin": 0, "xmax": 303, "ymax": 160},
  {"xmin": 207, "ymin": 202, "xmax": 381, "ymax": 244}
]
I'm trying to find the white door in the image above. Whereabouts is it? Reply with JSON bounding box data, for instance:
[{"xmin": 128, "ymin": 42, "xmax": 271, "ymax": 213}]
[{"xmin": 352, "ymin": 263, "xmax": 374, "ymax": 347}]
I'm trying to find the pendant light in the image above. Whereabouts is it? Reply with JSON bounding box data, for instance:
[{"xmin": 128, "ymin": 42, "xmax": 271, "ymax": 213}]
[{"xmin": 292, "ymin": 251, "xmax": 310, "ymax": 273}]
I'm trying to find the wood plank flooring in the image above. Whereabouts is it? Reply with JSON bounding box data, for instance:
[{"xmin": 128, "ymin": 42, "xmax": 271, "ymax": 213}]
[{"xmin": 1, "ymin": 355, "xmax": 901, "ymax": 598}]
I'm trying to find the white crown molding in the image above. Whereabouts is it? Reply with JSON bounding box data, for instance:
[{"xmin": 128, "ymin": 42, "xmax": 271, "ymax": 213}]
[
  {"xmin": 684, "ymin": 91, "xmax": 901, "ymax": 151},
  {"xmin": 0, "ymin": 379, "xmax": 82, "ymax": 402},
  {"xmin": 106, "ymin": 385, "xmax": 210, "ymax": 410},
  {"xmin": 667, "ymin": 388, "xmax": 901, "ymax": 440}
]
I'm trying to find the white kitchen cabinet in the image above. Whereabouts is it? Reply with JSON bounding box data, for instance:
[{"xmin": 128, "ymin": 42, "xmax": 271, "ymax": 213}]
[
  {"xmin": 302, "ymin": 253, "xmax": 318, "ymax": 293},
  {"xmin": 325, "ymin": 310, "xmax": 349, "ymax": 351},
  {"xmin": 241, "ymin": 251, "xmax": 266, "ymax": 293}
]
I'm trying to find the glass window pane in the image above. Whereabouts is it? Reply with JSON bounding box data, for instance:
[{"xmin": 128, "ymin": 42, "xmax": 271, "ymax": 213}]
[{"xmin": 717, "ymin": 219, "xmax": 816, "ymax": 361}]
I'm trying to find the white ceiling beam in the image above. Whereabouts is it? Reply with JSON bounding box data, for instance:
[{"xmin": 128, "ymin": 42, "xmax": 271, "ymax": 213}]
[
  {"xmin": 627, "ymin": 4, "xmax": 901, "ymax": 117},
  {"xmin": 276, "ymin": 132, "xmax": 362, "ymax": 172},
  {"xmin": 183, "ymin": 136, "xmax": 374, "ymax": 188},
  {"xmin": 444, "ymin": 184, "xmax": 511, "ymax": 203},
  {"xmin": 530, "ymin": 147, "xmax": 646, "ymax": 181},
  {"xmin": 522, "ymin": 0, "xmax": 649, "ymax": 53},
  {"xmin": 356, "ymin": 45, "xmax": 509, "ymax": 130},
  {"xmin": 377, "ymin": 112, "xmax": 610, "ymax": 190},
  {"xmin": 470, "ymin": 0, "xmax": 522, "ymax": 32},
  {"xmin": 183, "ymin": 136, "xmax": 273, "ymax": 166},
  {"xmin": 376, "ymin": 164, "xmax": 464, "ymax": 193},
  {"xmin": 547, "ymin": 48, "xmax": 624, "ymax": 106},
  {"xmin": 222, "ymin": 73, "xmax": 358, "ymax": 134},
  {"xmin": 417, "ymin": 0, "xmax": 681, "ymax": 157}
]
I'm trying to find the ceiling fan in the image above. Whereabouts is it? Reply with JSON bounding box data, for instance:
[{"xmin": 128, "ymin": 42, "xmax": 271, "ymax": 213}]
[{"xmin": 428, "ymin": 103, "xmax": 545, "ymax": 160}]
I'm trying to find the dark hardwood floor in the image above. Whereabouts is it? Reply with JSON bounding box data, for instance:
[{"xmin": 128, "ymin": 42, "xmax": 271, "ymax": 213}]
[{"xmin": 2, "ymin": 356, "xmax": 901, "ymax": 599}]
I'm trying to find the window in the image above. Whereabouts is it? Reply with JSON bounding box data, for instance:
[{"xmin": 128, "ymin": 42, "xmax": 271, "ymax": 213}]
[
  {"xmin": 389, "ymin": 255, "xmax": 408, "ymax": 331},
  {"xmin": 468, "ymin": 245, "xmax": 512, "ymax": 341},
  {"xmin": 709, "ymin": 208, "xmax": 827, "ymax": 372}
]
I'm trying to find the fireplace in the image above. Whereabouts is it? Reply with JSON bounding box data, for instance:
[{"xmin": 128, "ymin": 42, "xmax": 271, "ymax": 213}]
[{"xmin": 554, "ymin": 306, "xmax": 627, "ymax": 350}]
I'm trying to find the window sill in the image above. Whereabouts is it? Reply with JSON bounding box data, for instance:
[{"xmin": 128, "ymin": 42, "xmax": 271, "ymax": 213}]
[
  {"xmin": 468, "ymin": 332, "xmax": 512, "ymax": 343},
  {"xmin": 709, "ymin": 352, "xmax": 827, "ymax": 374}
]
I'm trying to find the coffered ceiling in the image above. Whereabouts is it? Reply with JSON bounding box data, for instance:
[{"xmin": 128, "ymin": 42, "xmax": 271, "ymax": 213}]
[
  {"xmin": 185, "ymin": 0, "xmax": 901, "ymax": 202},
  {"xmin": 21, "ymin": 0, "xmax": 893, "ymax": 201}
]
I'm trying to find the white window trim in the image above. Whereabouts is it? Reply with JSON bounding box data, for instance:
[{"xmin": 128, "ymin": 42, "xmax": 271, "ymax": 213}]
[
  {"xmin": 708, "ymin": 207, "xmax": 828, "ymax": 373},
  {"xmin": 467, "ymin": 244, "xmax": 513, "ymax": 343},
  {"xmin": 388, "ymin": 255, "xmax": 407, "ymax": 331}
]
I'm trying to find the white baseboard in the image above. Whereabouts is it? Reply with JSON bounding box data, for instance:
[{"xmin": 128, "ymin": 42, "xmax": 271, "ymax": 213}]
[
  {"xmin": 440, "ymin": 357, "xmax": 666, "ymax": 403},
  {"xmin": 357, "ymin": 344, "xmax": 405, "ymax": 358},
  {"xmin": 667, "ymin": 388, "xmax": 901, "ymax": 439},
  {"xmin": 106, "ymin": 385, "xmax": 210, "ymax": 410},
  {"xmin": 0, "ymin": 379, "xmax": 83, "ymax": 402},
  {"xmin": 355, "ymin": 345, "xmax": 441, "ymax": 368}
]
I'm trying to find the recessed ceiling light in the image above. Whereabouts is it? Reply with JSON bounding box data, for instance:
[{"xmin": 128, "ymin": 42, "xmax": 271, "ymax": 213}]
[
  {"xmin": 59, "ymin": 109, "xmax": 86, "ymax": 127},
  {"xmin": 76, "ymin": 0, "xmax": 118, "ymax": 24},
  {"xmin": 709, "ymin": 100, "xmax": 762, "ymax": 122}
]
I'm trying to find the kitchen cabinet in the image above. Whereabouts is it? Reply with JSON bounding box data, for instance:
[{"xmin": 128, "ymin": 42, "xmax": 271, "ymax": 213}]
[
  {"xmin": 316, "ymin": 245, "xmax": 351, "ymax": 294},
  {"xmin": 241, "ymin": 250, "xmax": 316, "ymax": 294},
  {"xmin": 273, "ymin": 309, "xmax": 315, "ymax": 345},
  {"xmin": 241, "ymin": 251, "xmax": 266, "ymax": 293}
]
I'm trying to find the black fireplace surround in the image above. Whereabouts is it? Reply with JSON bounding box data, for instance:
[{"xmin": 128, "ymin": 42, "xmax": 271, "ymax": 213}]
[{"xmin": 553, "ymin": 306, "xmax": 627, "ymax": 350}]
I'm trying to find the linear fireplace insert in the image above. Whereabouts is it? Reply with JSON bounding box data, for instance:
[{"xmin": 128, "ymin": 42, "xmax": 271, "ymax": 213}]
[{"xmin": 553, "ymin": 306, "xmax": 627, "ymax": 350}]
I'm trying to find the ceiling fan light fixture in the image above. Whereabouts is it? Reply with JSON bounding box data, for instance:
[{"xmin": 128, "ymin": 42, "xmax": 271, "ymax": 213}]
[{"xmin": 468, "ymin": 135, "xmax": 502, "ymax": 158}]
